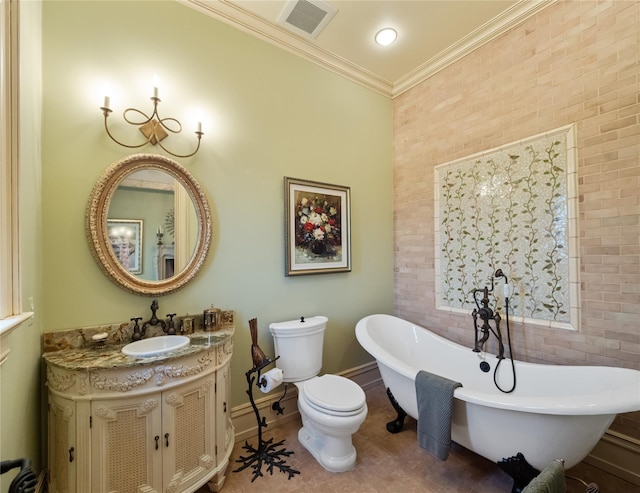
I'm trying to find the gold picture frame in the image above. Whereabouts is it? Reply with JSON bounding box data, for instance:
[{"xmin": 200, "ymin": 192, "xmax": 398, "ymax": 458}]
[{"xmin": 285, "ymin": 177, "xmax": 351, "ymax": 276}]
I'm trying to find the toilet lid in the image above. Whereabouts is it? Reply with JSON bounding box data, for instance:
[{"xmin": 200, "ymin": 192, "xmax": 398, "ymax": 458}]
[{"xmin": 302, "ymin": 375, "xmax": 365, "ymax": 414}]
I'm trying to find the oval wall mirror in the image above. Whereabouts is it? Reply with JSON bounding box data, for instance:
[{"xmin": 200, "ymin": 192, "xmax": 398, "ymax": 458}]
[{"xmin": 87, "ymin": 153, "xmax": 212, "ymax": 296}]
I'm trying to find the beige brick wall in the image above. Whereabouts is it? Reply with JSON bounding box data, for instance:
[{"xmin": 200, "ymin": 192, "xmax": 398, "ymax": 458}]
[{"xmin": 393, "ymin": 0, "xmax": 639, "ymax": 437}]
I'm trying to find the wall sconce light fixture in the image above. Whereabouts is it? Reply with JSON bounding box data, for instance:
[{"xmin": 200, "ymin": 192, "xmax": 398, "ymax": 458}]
[{"xmin": 100, "ymin": 83, "xmax": 203, "ymax": 158}]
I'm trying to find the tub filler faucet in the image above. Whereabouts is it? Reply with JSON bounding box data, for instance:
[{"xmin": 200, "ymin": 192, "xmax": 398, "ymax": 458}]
[
  {"xmin": 471, "ymin": 286, "xmax": 505, "ymax": 360},
  {"xmin": 471, "ymin": 269, "xmax": 517, "ymax": 394}
]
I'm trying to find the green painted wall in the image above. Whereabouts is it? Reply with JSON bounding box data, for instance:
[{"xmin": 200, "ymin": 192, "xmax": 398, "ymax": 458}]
[{"xmin": 40, "ymin": 0, "xmax": 393, "ymax": 409}]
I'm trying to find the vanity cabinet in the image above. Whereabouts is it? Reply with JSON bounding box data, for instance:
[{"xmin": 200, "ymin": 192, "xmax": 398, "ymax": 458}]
[
  {"xmin": 45, "ymin": 331, "xmax": 234, "ymax": 493},
  {"xmin": 90, "ymin": 373, "xmax": 217, "ymax": 493}
]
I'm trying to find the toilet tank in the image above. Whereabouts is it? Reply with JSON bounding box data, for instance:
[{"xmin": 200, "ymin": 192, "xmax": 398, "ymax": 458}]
[{"xmin": 269, "ymin": 316, "xmax": 328, "ymax": 382}]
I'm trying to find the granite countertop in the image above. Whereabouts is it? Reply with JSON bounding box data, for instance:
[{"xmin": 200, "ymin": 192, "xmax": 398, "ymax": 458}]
[{"xmin": 43, "ymin": 329, "xmax": 234, "ymax": 371}]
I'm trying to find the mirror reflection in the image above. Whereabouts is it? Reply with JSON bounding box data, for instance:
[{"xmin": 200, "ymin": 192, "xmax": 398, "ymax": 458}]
[
  {"xmin": 87, "ymin": 153, "xmax": 212, "ymax": 296},
  {"xmin": 108, "ymin": 169, "xmax": 198, "ymax": 281}
]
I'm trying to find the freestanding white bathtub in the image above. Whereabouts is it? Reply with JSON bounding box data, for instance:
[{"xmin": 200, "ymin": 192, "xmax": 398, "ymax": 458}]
[{"xmin": 355, "ymin": 314, "xmax": 640, "ymax": 470}]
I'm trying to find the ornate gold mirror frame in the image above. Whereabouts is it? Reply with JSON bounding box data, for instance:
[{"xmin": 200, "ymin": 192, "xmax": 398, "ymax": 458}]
[{"xmin": 87, "ymin": 153, "xmax": 212, "ymax": 296}]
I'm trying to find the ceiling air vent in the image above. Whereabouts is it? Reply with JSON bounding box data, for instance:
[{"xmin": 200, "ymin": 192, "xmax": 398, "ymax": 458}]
[{"xmin": 278, "ymin": 0, "xmax": 337, "ymax": 39}]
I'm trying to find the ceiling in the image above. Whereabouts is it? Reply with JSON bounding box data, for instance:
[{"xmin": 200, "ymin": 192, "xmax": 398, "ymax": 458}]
[{"xmin": 182, "ymin": 0, "xmax": 553, "ymax": 98}]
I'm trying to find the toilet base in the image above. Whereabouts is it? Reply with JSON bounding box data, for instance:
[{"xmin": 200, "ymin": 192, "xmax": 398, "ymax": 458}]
[{"xmin": 298, "ymin": 425, "xmax": 357, "ymax": 473}]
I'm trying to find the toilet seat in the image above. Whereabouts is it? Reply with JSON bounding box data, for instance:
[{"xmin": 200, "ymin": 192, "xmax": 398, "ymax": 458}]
[{"xmin": 301, "ymin": 375, "xmax": 366, "ymax": 417}]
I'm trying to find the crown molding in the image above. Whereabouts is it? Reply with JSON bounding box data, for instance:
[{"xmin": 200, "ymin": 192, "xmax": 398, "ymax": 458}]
[
  {"xmin": 181, "ymin": 0, "xmax": 555, "ymax": 100},
  {"xmin": 180, "ymin": 0, "xmax": 393, "ymax": 97},
  {"xmin": 392, "ymin": 0, "xmax": 556, "ymax": 98}
]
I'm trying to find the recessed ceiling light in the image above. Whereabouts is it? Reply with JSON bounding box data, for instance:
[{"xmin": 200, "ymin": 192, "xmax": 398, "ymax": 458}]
[{"xmin": 375, "ymin": 28, "xmax": 397, "ymax": 46}]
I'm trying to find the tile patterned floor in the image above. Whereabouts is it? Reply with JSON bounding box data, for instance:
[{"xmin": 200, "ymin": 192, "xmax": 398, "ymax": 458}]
[{"xmin": 204, "ymin": 383, "xmax": 639, "ymax": 493}]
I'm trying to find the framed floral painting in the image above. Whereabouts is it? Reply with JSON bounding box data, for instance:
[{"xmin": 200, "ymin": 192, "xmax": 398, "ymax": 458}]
[
  {"xmin": 285, "ymin": 177, "xmax": 351, "ymax": 276},
  {"xmin": 107, "ymin": 219, "xmax": 143, "ymax": 274}
]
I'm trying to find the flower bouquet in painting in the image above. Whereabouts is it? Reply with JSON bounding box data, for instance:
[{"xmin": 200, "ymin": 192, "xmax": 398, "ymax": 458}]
[
  {"xmin": 294, "ymin": 194, "xmax": 341, "ymax": 257},
  {"xmin": 285, "ymin": 177, "xmax": 351, "ymax": 276}
]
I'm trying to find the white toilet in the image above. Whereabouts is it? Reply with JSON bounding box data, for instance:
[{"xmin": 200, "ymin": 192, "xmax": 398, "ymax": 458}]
[{"xmin": 269, "ymin": 316, "xmax": 368, "ymax": 473}]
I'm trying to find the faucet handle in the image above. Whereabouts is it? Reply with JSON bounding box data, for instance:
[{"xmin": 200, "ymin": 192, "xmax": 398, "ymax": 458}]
[
  {"xmin": 166, "ymin": 313, "xmax": 176, "ymax": 335},
  {"xmin": 130, "ymin": 317, "xmax": 143, "ymax": 341}
]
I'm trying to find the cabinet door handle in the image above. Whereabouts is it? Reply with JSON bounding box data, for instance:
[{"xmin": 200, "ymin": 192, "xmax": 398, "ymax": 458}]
[
  {"xmin": 224, "ymin": 401, "xmax": 227, "ymax": 413},
  {"xmin": 154, "ymin": 435, "xmax": 160, "ymax": 450},
  {"xmin": 165, "ymin": 433, "xmax": 169, "ymax": 447},
  {"xmin": 68, "ymin": 447, "xmax": 74, "ymax": 463}
]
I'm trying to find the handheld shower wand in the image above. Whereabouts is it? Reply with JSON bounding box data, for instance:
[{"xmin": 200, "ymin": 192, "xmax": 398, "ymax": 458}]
[
  {"xmin": 494, "ymin": 269, "xmax": 510, "ymax": 298},
  {"xmin": 493, "ymin": 268, "xmax": 516, "ymax": 393}
]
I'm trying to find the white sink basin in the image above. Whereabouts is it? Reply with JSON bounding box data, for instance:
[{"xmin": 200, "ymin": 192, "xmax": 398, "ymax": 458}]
[{"xmin": 122, "ymin": 335, "xmax": 190, "ymax": 357}]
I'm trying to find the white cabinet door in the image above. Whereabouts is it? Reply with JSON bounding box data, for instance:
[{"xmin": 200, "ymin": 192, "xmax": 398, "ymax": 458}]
[
  {"xmin": 216, "ymin": 363, "xmax": 233, "ymax": 465},
  {"xmin": 210, "ymin": 362, "xmax": 233, "ymax": 492},
  {"xmin": 48, "ymin": 394, "xmax": 76, "ymax": 493},
  {"xmin": 162, "ymin": 374, "xmax": 216, "ymax": 493},
  {"xmin": 90, "ymin": 394, "xmax": 163, "ymax": 493}
]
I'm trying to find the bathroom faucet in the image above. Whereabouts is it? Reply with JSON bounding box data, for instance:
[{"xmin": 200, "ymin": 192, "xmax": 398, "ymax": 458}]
[
  {"xmin": 139, "ymin": 299, "xmax": 167, "ymax": 338},
  {"xmin": 473, "ymin": 269, "xmax": 516, "ymax": 393},
  {"xmin": 473, "ymin": 319, "xmax": 490, "ymax": 352},
  {"xmin": 471, "ymin": 285, "xmax": 505, "ymax": 359}
]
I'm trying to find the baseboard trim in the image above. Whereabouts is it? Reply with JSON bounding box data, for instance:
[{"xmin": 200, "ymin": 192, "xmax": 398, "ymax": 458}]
[
  {"xmin": 230, "ymin": 361, "xmax": 381, "ymax": 442},
  {"xmin": 584, "ymin": 430, "xmax": 640, "ymax": 486}
]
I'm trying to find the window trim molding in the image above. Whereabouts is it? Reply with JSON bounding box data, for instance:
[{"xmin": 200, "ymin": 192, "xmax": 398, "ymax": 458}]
[
  {"xmin": 0, "ymin": 0, "xmax": 24, "ymax": 365},
  {"xmin": 0, "ymin": 312, "xmax": 33, "ymax": 366},
  {"xmin": 1, "ymin": 0, "xmax": 20, "ymax": 316}
]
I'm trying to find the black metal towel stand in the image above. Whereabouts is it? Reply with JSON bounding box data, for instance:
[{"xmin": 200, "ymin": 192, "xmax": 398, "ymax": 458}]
[{"xmin": 232, "ymin": 357, "xmax": 300, "ymax": 482}]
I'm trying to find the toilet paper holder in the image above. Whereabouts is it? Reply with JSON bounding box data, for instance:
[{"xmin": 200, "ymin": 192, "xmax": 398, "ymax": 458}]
[
  {"xmin": 257, "ymin": 365, "xmax": 287, "ymax": 415},
  {"xmin": 258, "ymin": 366, "xmax": 281, "ymax": 389},
  {"xmin": 233, "ymin": 319, "xmax": 300, "ymax": 482}
]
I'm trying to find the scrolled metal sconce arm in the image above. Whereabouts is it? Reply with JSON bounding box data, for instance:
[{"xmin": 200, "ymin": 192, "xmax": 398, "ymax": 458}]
[{"xmin": 100, "ymin": 95, "xmax": 203, "ymax": 158}]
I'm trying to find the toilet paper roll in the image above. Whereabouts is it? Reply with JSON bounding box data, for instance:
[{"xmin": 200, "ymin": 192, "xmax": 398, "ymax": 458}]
[{"xmin": 259, "ymin": 368, "xmax": 284, "ymax": 393}]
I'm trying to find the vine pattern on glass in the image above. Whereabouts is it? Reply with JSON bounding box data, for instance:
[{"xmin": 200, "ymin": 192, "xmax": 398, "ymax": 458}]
[
  {"xmin": 440, "ymin": 169, "xmax": 456, "ymax": 305},
  {"xmin": 437, "ymin": 132, "xmax": 569, "ymax": 323}
]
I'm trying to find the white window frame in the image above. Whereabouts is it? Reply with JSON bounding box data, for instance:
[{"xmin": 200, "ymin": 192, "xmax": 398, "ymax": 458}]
[{"xmin": 0, "ymin": 0, "xmax": 31, "ymax": 365}]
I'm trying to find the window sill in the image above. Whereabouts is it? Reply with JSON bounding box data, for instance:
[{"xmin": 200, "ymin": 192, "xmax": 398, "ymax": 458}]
[{"xmin": 0, "ymin": 312, "xmax": 34, "ymax": 366}]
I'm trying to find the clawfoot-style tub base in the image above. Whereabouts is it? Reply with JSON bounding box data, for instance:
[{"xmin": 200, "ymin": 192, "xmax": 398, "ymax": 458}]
[
  {"xmin": 387, "ymin": 380, "xmax": 538, "ymax": 493},
  {"xmin": 385, "ymin": 388, "xmax": 408, "ymax": 434},
  {"xmin": 497, "ymin": 453, "xmax": 540, "ymax": 493},
  {"xmin": 357, "ymin": 314, "xmax": 640, "ymax": 474}
]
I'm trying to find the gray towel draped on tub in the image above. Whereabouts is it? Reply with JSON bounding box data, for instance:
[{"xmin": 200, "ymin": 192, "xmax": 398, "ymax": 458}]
[{"xmin": 415, "ymin": 370, "xmax": 462, "ymax": 460}]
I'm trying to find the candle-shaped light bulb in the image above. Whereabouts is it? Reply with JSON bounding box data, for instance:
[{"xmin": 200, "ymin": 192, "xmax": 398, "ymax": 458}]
[
  {"xmin": 152, "ymin": 74, "xmax": 159, "ymax": 98},
  {"xmin": 503, "ymin": 283, "xmax": 510, "ymax": 299},
  {"xmin": 102, "ymin": 81, "xmax": 111, "ymax": 109},
  {"xmin": 197, "ymin": 121, "xmax": 202, "ymax": 133}
]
